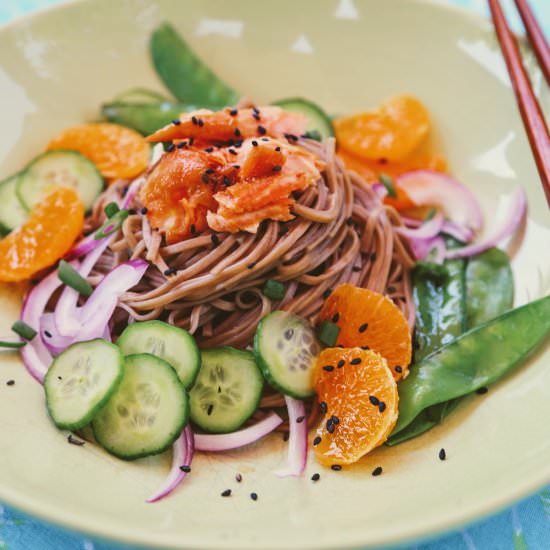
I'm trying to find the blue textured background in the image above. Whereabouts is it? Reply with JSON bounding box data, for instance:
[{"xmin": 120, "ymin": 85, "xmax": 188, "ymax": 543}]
[{"xmin": 0, "ymin": 1, "xmax": 549, "ymax": 549}]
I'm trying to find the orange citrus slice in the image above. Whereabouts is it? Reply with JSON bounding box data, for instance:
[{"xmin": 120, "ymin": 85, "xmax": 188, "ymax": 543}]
[
  {"xmin": 313, "ymin": 347, "xmax": 398, "ymax": 466},
  {"xmin": 48, "ymin": 123, "xmax": 149, "ymax": 179},
  {"xmin": 0, "ymin": 187, "xmax": 84, "ymax": 282},
  {"xmin": 318, "ymin": 284, "xmax": 412, "ymax": 380}
]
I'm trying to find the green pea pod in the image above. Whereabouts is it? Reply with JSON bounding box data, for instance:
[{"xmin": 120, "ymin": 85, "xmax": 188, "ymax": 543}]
[
  {"xmin": 392, "ymin": 295, "xmax": 550, "ymax": 435},
  {"xmin": 465, "ymin": 248, "xmax": 514, "ymax": 328},
  {"xmin": 102, "ymin": 101, "xmax": 211, "ymax": 136},
  {"xmin": 150, "ymin": 23, "xmax": 240, "ymax": 107}
]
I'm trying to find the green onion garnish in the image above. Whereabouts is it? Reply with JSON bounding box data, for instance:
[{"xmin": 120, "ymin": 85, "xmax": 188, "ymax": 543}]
[
  {"xmin": 94, "ymin": 209, "xmax": 129, "ymax": 240},
  {"xmin": 263, "ymin": 280, "xmax": 285, "ymax": 300},
  {"xmin": 379, "ymin": 173, "xmax": 397, "ymax": 198},
  {"xmin": 104, "ymin": 202, "xmax": 120, "ymax": 218},
  {"xmin": 58, "ymin": 260, "xmax": 93, "ymax": 297},
  {"xmin": 303, "ymin": 129, "xmax": 322, "ymax": 142},
  {"xmin": 318, "ymin": 320, "xmax": 340, "ymax": 347},
  {"xmin": 0, "ymin": 340, "xmax": 26, "ymax": 349},
  {"xmin": 424, "ymin": 208, "xmax": 437, "ymax": 222},
  {"xmin": 11, "ymin": 320, "xmax": 37, "ymax": 341}
]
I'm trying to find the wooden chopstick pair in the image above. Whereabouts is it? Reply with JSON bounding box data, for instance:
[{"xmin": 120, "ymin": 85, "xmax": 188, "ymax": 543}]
[{"xmin": 487, "ymin": 0, "xmax": 550, "ymax": 207}]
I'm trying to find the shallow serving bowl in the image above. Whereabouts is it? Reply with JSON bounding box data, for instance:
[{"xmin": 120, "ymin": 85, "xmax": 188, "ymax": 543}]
[{"xmin": 0, "ymin": 0, "xmax": 549, "ymax": 548}]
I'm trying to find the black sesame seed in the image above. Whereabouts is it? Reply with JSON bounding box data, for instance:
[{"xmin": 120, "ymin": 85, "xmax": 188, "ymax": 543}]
[
  {"xmin": 201, "ymin": 173, "xmax": 209, "ymax": 184},
  {"xmin": 337, "ymin": 344, "xmax": 345, "ymax": 348},
  {"xmin": 229, "ymin": 108, "xmax": 238, "ymax": 116},
  {"xmin": 352, "ymin": 266, "xmax": 362, "ymax": 272},
  {"xmin": 326, "ymin": 419, "xmax": 335, "ymax": 434},
  {"xmin": 234, "ymin": 128, "xmax": 241, "ymax": 137},
  {"xmin": 370, "ymin": 251, "xmax": 377, "ymax": 262},
  {"xmin": 253, "ymin": 112, "xmax": 261, "ymax": 121},
  {"xmin": 369, "ymin": 395, "xmax": 380, "ymax": 406},
  {"xmin": 205, "ymin": 168, "xmax": 215, "ymax": 174},
  {"xmin": 172, "ymin": 119, "xmax": 181, "ymax": 125},
  {"xmin": 205, "ymin": 146, "xmax": 214, "ymax": 153},
  {"xmin": 179, "ymin": 465, "xmax": 191, "ymax": 473},
  {"xmin": 285, "ymin": 133, "xmax": 298, "ymax": 141},
  {"xmin": 198, "ymin": 118, "xmax": 204, "ymax": 127},
  {"xmin": 235, "ymin": 140, "xmax": 243, "ymax": 148},
  {"xmin": 346, "ymin": 216, "xmax": 354, "ymax": 226},
  {"xmin": 337, "ymin": 359, "xmax": 345, "ymax": 368},
  {"xmin": 257, "ymin": 125, "xmax": 267, "ymax": 135},
  {"xmin": 252, "ymin": 140, "xmax": 258, "ymax": 147},
  {"xmin": 177, "ymin": 141, "xmax": 187, "ymax": 149},
  {"xmin": 164, "ymin": 267, "xmax": 177, "ymax": 276},
  {"xmin": 296, "ymin": 415, "xmax": 305, "ymax": 423},
  {"xmin": 247, "ymin": 262, "xmax": 257, "ymax": 269},
  {"xmin": 221, "ymin": 489, "xmax": 232, "ymax": 497},
  {"xmin": 140, "ymin": 207, "xmax": 148, "ymax": 215},
  {"xmin": 320, "ymin": 401, "xmax": 328, "ymax": 414},
  {"xmin": 250, "ymin": 492, "xmax": 258, "ymax": 501},
  {"xmin": 359, "ymin": 323, "xmax": 368, "ymax": 333},
  {"xmin": 331, "ymin": 415, "xmax": 340, "ymax": 425},
  {"xmin": 223, "ymin": 175, "xmax": 231, "ymax": 186},
  {"xmin": 283, "ymin": 432, "xmax": 290, "ymax": 442},
  {"xmin": 272, "ymin": 165, "xmax": 282, "ymax": 172},
  {"xmin": 476, "ymin": 387, "xmax": 488, "ymax": 395},
  {"xmin": 189, "ymin": 137, "xmax": 195, "ymax": 146},
  {"xmin": 235, "ymin": 473, "xmax": 242, "ymax": 482},
  {"xmin": 322, "ymin": 365, "xmax": 334, "ymax": 372},
  {"xmin": 361, "ymin": 345, "xmax": 370, "ymax": 350},
  {"xmin": 322, "ymin": 289, "xmax": 332, "ymax": 299},
  {"xmin": 211, "ymin": 234, "xmax": 220, "ymax": 246},
  {"xmin": 395, "ymin": 365, "xmax": 403, "ymax": 373},
  {"xmin": 128, "ymin": 208, "xmax": 137, "ymax": 215},
  {"xmin": 67, "ymin": 434, "xmax": 85, "ymax": 446},
  {"xmin": 387, "ymin": 285, "xmax": 396, "ymax": 293},
  {"xmin": 332, "ymin": 313, "xmax": 340, "ymax": 323},
  {"xmin": 311, "ymin": 473, "xmax": 320, "ymax": 482},
  {"xmin": 233, "ymin": 164, "xmax": 240, "ymax": 169},
  {"xmin": 372, "ymin": 466, "xmax": 383, "ymax": 476},
  {"xmin": 191, "ymin": 116, "xmax": 198, "ymax": 125},
  {"xmin": 228, "ymin": 148, "xmax": 238, "ymax": 155},
  {"xmin": 350, "ymin": 357, "xmax": 361, "ymax": 365},
  {"xmin": 313, "ymin": 436, "xmax": 322, "ymax": 446},
  {"xmin": 261, "ymin": 137, "xmax": 269, "ymax": 142},
  {"xmin": 227, "ymin": 139, "xmax": 235, "ymax": 147},
  {"xmin": 165, "ymin": 142, "xmax": 175, "ymax": 152},
  {"xmin": 44, "ymin": 330, "xmax": 52, "ymax": 338},
  {"xmin": 252, "ymin": 106, "xmax": 260, "ymax": 114},
  {"xmin": 190, "ymin": 224, "xmax": 197, "ymax": 235},
  {"xmin": 439, "ymin": 448, "xmax": 447, "ymax": 461},
  {"xmin": 284, "ymin": 328, "xmax": 294, "ymax": 340},
  {"xmin": 207, "ymin": 404, "xmax": 214, "ymax": 416},
  {"xmin": 57, "ymin": 376, "xmax": 62, "ymax": 380},
  {"xmin": 275, "ymin": 146, "xmax": 281, "ymax": 152},
  {"xmin": 331, "ymin": 465, "xmax": 342, "ymax": 471},
  {"xmin": 6, "ymin": 380, "xmax": 15, "ymax": 386},
  {"xmin": 378, "ymin": 401, "xmax": 386, "ymax": 413}
]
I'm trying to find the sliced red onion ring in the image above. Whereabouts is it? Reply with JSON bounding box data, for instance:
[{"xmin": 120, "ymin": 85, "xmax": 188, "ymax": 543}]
[
  {"xmin": 396, "ymin": 210, "xmax": 444, "ymax": 240},
  {"xmin": 40, "ymin": 313, "xmax": 72, "ymax": 356},
  {"xmin": 147, "ymin": 425, "xmax": 194, "ymax": 503},
  {"xmin": 381, "ymin": 170, "xmax": 483, "ymax": 233},
  {"xmin": 409, "ymin": 236, "xmax": 447, "ymax": 264},
  {"xmin": 445, "ymin": 186, "xmax": 527, "ymax": 259},
  {"xmin": 274, "ymin": 397, "xmax": 308, "ymax": 478},
  {"xmin": 194, "ymin": 412, "xmax": 283, "ymax": 452},
  {"xmin": 20, "ymin": 262, "xmax": 77, "ymax": 383},
  {"xmin": 441, "ymin": 220, "xmax": 475, "ymax": 243}
]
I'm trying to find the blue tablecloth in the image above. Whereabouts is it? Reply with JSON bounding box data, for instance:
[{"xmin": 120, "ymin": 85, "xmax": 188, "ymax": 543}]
[{"xmin": 0, "ymin": 1, "xmax": 549, "ymax": 548}]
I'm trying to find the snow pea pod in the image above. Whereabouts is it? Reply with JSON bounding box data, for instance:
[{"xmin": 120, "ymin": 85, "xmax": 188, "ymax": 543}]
[
  {"xmin": 393, "ymin": 294, "xmax": 550, "ymax": 435},
  {"xmin": 465, "ymin": 248, "xmax": 513, "ymax": 328},
  {"xmin": 150, "ymin": 23, "xmax": 240, "ymax": 107}
]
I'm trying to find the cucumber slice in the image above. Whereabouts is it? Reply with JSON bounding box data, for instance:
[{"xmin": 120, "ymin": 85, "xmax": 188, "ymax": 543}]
[
  {"xmin": 17, "ymin": 150, "xmax": 104, "ymax": 212},
  {"xmin": 116, "ymin": 320, "xmax": 200, "ymax": 389},
  {"xmin": 272, "ymin": 98, "xmax": 334, "ymax": 140},
  {"xmin": 44, "ymin": 339, "xmax": 124, "ymax": 431},
  {"xmin": 93, "ymin": 353, "xmax": 188, "ymax": 460},
  {"xmin": 112, "ymin": 88, "xmax": 168, "ymax": 104},
  {"xmin": 253, "ymin": 311, "xmax": 321, "ymax": 399},
  {"xmin": 150, "ymin": 23, "xmax": 240, "ymax": 107},
  {"xmin": 189, "ymin": 347, "xmax": 263, "ymax": 433},
  {"xmin": 0, "ymin": 173, "xmax": 28, "ymax": 234}
]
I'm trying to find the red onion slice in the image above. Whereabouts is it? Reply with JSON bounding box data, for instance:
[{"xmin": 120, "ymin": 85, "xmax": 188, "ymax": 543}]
[
  {"xmin": 441, "ymin": 220, "xmax": 475, "ymax": 243},
  {"xmin": 396, "ymin": 210, "xmax": 444, "ymax": 240},
  {"xmin": 446, "ymin": 186, "xmax": 527, "ymax": 259},
  {"xmin": 274, "ymin": 397, "xmax": 308, "ymax": 478},
  {"xmin": 409, "ymin": 236, "xmax": 447, "ymax": 263},
  {"xmin": 146, "ymin": 425, "xmax": 194, "ymax": 503},
  {"xmin": 194, "ymin": 412, "xmax": 283, "ymax": 452}
]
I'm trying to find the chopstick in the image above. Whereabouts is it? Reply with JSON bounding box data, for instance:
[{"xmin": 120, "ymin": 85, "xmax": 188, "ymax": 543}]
[
  {"xmin": 487, "ymin": 0, "xmax": 550, "ymax": 207},
  {"xmin": 513, "ymin": 0, "xmax": 550, "ymax": 85}
]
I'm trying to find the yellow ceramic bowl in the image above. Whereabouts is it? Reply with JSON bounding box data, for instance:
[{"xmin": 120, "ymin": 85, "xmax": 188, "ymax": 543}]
[{"xmin": 0, "ymin": 1, "xmax": 549, "ymax": 549}]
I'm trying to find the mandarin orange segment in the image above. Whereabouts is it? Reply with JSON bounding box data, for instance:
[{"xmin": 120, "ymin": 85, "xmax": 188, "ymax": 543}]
[
  {"xmin": 313, "ymin": 347, "xmax": 398, "ymax": 466},
  {"xmin": 48, "ymin": 123, "xmax": 150, "ymax": 179},
  {"xmin": 0, "ymin": 187, "xmax": 84, "ymax": 282},
  {"xmin": 318, "ymin": 284, "xmax": 412, "ymax": 380},
  {"xmin": 334, "ymin": 95, "xmax": 431, "ymax": 162}
]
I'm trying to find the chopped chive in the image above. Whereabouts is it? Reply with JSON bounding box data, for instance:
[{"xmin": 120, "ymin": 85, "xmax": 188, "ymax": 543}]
[
  {"xmin": 94, "ymin": 209, "xmax": 129, "ymax": 239},
  {"xmin": 424, "ymin": 208, "xmax": 437, "ymax": 222},
  {"xmin": 58, "ymin": 260, "xmax": 93, "ymax": 297},
  {"xmin": 318, "ymin": 320, "xmax": 340, "ymax": 347},
  {"xmin": 11, "ymin": 320, "xmax": 37, "ymax": 341},
  {"xmin": 263, "ymin": 280, "xmax": 285, "ymax": 300},
  {"xmin": 0, "ymin": 340, "xmax": 25, "ymax": 349},
  {"xmin": 104, "ymin": 202, "xmax": 119, "ymax": 218},
  {"xmin": 379, "ymin": 173, "xmax": 397, "ymax": 198}
]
